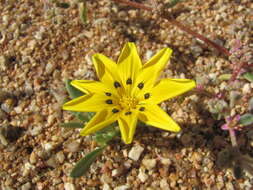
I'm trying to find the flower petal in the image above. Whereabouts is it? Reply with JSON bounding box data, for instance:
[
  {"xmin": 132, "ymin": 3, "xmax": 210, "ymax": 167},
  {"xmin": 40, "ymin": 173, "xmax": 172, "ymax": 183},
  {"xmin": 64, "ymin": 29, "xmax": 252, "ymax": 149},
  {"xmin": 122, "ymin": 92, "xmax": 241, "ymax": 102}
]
[
  {"xmin": 117, "ymin": 42, "xmax": 142, "ymax": 92},
  {"xmin": 118, "ymin": 111, "xmax": 138, "ymax": 144},
  {"xmin": 133, "ymin": 48, "xmax": 172, "ymax": 97},
  {"xmin": 151, "ymin": 78, "xmax": 196, "ymax": 104},
  {"xmin": 80, "ymin": 109, "xmax": 117, "ymax": 136},
  {"xmin": 138, "ymin": 104, "xmax": 181, "ymax": 132},
  {"xmin": 92, "ymin": 53, "xmax": 121, "ymax": 87},
  {"xmin": 62, "ymin": 94, "xmax": 114, "ymax": 112},
  {"xmin": 71, "ymin": 80, "xmax": 118, "ymax": 96}
]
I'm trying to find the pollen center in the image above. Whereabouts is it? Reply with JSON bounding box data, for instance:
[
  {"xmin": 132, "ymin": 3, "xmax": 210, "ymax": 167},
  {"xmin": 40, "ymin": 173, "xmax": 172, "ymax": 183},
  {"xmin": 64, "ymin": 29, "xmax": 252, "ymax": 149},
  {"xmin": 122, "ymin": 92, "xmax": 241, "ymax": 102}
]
[{"xmin": 118, "ymin": 96, "xmax": 138, "ymax": 111}]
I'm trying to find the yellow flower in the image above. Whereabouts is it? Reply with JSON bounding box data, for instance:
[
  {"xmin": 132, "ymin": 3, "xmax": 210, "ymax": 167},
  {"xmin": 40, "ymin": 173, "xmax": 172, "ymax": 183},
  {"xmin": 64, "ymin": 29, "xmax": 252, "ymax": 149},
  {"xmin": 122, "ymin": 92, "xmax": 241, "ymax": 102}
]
[{"xmin": 63, "ymin": 43, "xmax": 196, "ymax": 144}]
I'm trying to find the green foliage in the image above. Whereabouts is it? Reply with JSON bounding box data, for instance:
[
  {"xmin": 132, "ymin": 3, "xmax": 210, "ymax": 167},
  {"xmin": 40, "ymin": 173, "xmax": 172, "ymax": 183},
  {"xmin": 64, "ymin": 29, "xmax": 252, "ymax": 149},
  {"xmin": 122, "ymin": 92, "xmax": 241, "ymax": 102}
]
[
  {"xmin": 71, "ymin": 111, "xmax": 94, "ymax": 122},
  {"xmin": 79, "ymin": 2, "xmax": 87, "ymax": 24},
  {"xmin": 56, "ymin": 2, "xmax": 70, "ymax": 8},
  {"xmin": 60, "ymin": 122, "xmax": 83, "ymax": 128},
  {"xmin": 239, "ymin": 113, "xmax": 253, "ymax": 126},
  {"xmin": 70, "ymin": 146, "xmax": 106, "ymax": 178},
  {"xmin": 164, "ymin": 0, "xmax": 185, "ymax": 8},
  {"xmin": 93, "ymin": 124, "xmax": 120, "ymax": 146},
  {"xmin": 243, "ymin": 72, "xmax": 253, "ymax": 83},
  {"xmin": 233, "ymin": 164, "xmax": 243, "ymax": 179},
  {"xmin": 65, "ymin": 79, "xmax": 84, "ymax": 99}
]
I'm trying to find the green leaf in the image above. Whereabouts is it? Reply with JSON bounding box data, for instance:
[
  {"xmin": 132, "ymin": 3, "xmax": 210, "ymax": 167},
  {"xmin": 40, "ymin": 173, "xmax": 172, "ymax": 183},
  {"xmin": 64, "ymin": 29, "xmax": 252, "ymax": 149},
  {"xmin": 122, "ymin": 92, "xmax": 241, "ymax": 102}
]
[
  {"xmin": 165, "ymin": 0, "xmax": 185, "ymax": 8},
  {"xmin": 93, "ymin": 124, "xmax": 119, "ymax": 146},
  {"xmin": 218, "ymin": 74, "xmax": 232, "ymax": 81},
  {"xmin": 239, "ymin": 113, "xmax": 253, "ymax": 126},
  {"xmin": 70, "ymin": 146, "xmax": 105, "ymax": 178},
  {"xmin": 71, "ymin": 111, "xmax": 94, "ymax": 122},
  {"xmin": 79, "ymin": 2, "xmax": 87, "ymax": 25},
  {"xmin": 243, "ymin": 72, "xmax": 253, "ymax": 83},
  {"xmin": 60, "ymin": 122, "xmax": 83, "ymax": 128},
  {"xmin": 56, "ymin": 2, "xmax": 70, "ymax": 8},
  {"xmin": 233, "ymin": 165, "xmax": 243, "ymax": 179},
  {"xmin": 65, "ymin": 79, "xmax": 84, "ymax": 99}
]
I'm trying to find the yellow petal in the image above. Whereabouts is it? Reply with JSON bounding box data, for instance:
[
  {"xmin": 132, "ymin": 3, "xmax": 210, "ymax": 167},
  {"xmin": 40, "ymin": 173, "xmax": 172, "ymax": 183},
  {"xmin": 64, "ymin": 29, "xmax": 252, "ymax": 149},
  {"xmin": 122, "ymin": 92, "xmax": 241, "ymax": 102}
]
[
  {"xmin": 80, "ymin": 109, "xmax": 117, "ymax": 136},
  {"xmin": 133, "ymin": 48, "xmax": 172, "ymax": 98},
  {"xmin": 117, "ymin": 42, "xmax": 142, "ymax": 92},
  {"xmin": 151, "ymin": 78, "xmax": 196, "ymax": 104},
  {"xmin": 118, "ymin": 111, "xmax": 138, "ymax": 144},
  {"xmin": 62, "ymin": 94, "xmax": 115, "ymax": 112},
  {"xmin": 138, "ymin": 104, "xmax": 181, "ymax": 132},
  {"xmin": 71, "ymin": 80, "xmax": 118, "ymax": 96},
  {"xmin": 92, "ymin": 53, "xmax": 122, "ymax": 87}
]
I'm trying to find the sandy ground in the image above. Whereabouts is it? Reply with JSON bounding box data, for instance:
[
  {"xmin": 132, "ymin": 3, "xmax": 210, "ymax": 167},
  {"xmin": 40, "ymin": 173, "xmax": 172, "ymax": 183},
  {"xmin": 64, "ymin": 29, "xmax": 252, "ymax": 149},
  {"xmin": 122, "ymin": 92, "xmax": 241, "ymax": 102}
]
[{"xmin": 0, "ymin": 0, "xmax": 253, "ymax": 189}]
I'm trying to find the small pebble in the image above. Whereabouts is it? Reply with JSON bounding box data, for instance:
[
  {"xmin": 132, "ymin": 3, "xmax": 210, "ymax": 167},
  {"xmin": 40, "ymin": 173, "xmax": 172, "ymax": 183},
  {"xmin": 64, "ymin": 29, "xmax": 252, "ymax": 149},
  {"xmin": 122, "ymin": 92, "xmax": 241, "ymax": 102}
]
[
  {"xmin": 64, "ymin": 183, "xmax": 75, "ymax": 190},
  {"xmin": 0, "ymin": 55, "xmax": 8, "ymax": 71},
  {"xmin": 46, "ymin": 156, "xmax": 58, "ymax": 168},
  {"xmin": 21, "ymin": 182, "xmax": 31, "ymax": 190},
  {"xmin": 128, "ymin": 145, "xmax": 144, "ymax": 161},
  {"xmin": 114, "ymin": 185, "xmax": 131, "ymax": 190},
  {"xmin": 30, "ymin": 126, "xmax": 42, "ymax": 136},
  {"xmin": 103, "ymin": 183, "xmax": 111, "ymax": 190},
  {"xmin": 56, "ymin": 151, "xmax": 65, "ymax": 164},
  {"xmin": 65, "ymin": 140, "xmax": 80, "ymax": 152},
  {"xmin": 142, "ymin": 159, "xmax": 157, "ymax": 170},
  {"xmin": 138, "ymin": 169, "xmax": 148, "ymax": 183}
]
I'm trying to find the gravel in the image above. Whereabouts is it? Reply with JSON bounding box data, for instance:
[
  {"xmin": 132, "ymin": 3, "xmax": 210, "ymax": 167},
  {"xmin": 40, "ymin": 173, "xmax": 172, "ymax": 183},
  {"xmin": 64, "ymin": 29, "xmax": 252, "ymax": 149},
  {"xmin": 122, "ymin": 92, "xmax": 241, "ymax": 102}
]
[{"xmin": 0, "ymin": 0, "xmax": 252, "ymax": 189}]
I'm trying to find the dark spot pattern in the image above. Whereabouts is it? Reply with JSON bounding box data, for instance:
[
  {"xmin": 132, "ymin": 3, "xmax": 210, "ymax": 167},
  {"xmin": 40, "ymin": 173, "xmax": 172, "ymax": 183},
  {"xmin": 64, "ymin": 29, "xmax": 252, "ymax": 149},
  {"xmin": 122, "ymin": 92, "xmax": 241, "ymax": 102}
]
[
  {"xmin": 114, "ymin": 81, "xmax": 121, "ymax": 88},
  {"xmin": 144, "ymin": 93, "xmax": 150, "ymax": 99},
  {"xmin": 139, "ymin": 107, "xmax": 145, "ymax": 111},
  {"xmin": 106, "ymin": 99, "xmax": 113, "ymax": 104},
  {"xmin": 138, "ymin": 82, "xmax": 144, "ymax": 89},
  {"xmin": 125, "ymin": 111, "xmax": 132, "ymax": 115},
  {"xmin": 112, "ymin": 108, "xmax": 119, "ymax": 113},
  {"xmin": 126, "ymin": 78, "xmax": 132, "ymax": 85}
]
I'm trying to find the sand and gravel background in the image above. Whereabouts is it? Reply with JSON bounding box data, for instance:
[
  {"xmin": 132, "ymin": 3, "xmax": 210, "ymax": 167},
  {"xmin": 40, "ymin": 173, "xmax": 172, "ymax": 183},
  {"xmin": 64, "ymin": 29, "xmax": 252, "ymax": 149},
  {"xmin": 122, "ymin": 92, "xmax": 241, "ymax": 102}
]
[{"xmin": 0, "ymin": 0, "xmax": 253, "ymax": 189}]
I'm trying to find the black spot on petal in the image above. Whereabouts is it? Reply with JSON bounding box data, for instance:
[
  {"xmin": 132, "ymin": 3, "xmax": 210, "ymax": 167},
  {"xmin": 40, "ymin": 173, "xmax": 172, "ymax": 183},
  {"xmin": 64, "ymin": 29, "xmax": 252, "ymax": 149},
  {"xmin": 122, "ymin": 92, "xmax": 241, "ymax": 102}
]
[
  {"xmin": 126, "ymin": 78, "xmax": 132, "ymax": 85},
  {"xmin": 125, "ymin": 111, "xmax": 132, "ymax": 115},
  {"xmin": 105, "ymin": 92, "xmax": 111, "ymax": 96},
  {"xmin": 144, "ymin": 93, "xmax": 150, "ymax": 99},
  {"xmin": 139, "ymin": 107, "xmax": 145, "ymax": 111},
  {"xmin": 106, "ymin": 99, "xmax": 113, "ymax": 104},
  {"xmin": 138, "ymin": 82, "xmax": 144, "ymax": 89},
  {"xmin": 112, "ymin": 108, "xmax": 119, "ymax": 113},
  {"xmin": 114, "ymin": 81, "xmax": 121, "ymax": 88}
]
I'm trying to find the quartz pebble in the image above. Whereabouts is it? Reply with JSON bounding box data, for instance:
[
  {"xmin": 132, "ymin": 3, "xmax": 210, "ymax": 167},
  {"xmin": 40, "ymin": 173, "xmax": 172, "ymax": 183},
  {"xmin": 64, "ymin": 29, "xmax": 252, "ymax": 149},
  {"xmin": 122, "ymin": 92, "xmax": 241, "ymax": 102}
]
[
  {"xmin": 65, "ymin": 140, "xmax": 80, "ymax": 152},
  {"xmin": 103, "ymin": 183, "xmax": 111, "ymax": 190},
  {"xmin": 56, "ymin": 151, "xmax": 65, "ymax": 163},
  {"xmin": 30, "ymin": 126, "xmax": 42, "ymax": 136},
  {"xmin": 114, "ymin": 185, "xmax": 131, "ymax": 190},
  {"xmin": 0, "ymin": 55, "xmax": 8, "ymax": 71},
  {"xmin": 128, "ymin": 145, "xmax": 144, "ymax": 161},
  {"xmin": 138, "ymin": 169, "xmax": 148, "ymax": 182},
  {"xmin": 64, "ymin": 183, "xmax": 75, "ymax": 190},
  {"xmin": 21, "ymin": 182, "xmax": 31, "ymax": 190},
  {"xmin": 142, "ymin": 158, "xmax": 157, "ymax": 170}
]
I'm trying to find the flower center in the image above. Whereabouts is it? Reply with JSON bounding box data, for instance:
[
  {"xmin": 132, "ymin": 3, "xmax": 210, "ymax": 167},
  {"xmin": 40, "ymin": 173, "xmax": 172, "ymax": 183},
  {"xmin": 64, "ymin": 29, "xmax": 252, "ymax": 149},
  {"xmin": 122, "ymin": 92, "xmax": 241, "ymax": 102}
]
[{"xmin": 118, "ymin": 95, "xmax": 138, "ymax": 111}]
